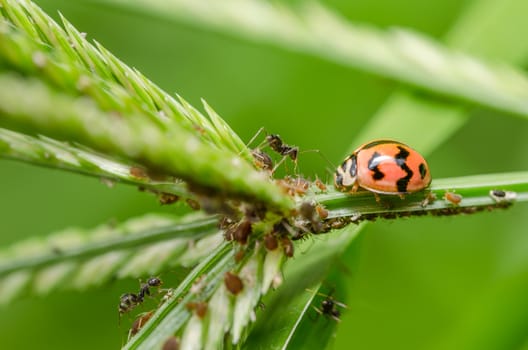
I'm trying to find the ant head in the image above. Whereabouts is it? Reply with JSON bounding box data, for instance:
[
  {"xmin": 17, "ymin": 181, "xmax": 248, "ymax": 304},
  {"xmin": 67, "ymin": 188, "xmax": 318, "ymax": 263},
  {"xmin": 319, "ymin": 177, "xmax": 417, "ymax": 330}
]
[
  {"xmin": 321, "ymin": 298, "xmax": 334, "ymax": 311},
  {"xmin": 265, "ymin": 134, "xmax": 281, "ymax": 146}
]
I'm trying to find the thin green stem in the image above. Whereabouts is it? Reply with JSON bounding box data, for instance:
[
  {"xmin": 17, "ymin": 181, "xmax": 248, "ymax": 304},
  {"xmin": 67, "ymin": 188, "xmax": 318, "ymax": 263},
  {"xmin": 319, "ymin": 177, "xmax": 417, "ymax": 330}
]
[
  {"xmin": 102, "ymin": 0, "xmax": 528, "ymax": 119},
  {"xmin": 318, "ymin": 171, "xmax": 528, "ymax": 219}
]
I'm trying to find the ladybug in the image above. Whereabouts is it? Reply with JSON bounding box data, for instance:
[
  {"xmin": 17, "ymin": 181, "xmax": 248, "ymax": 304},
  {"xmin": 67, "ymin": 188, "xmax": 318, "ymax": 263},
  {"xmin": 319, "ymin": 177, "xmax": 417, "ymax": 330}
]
[{"xmin": 334, "ymin": 140, "xmax": 431, "ymax": 196}]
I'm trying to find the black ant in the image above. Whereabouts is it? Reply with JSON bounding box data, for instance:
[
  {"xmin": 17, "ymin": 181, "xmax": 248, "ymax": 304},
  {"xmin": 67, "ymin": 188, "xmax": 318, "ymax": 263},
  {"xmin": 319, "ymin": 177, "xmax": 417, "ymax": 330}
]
[
  {"xmin": 265, "ymin": 134, "xmax": 299, "ymax": 162},
  {"xmin": 246, "ymin": 128, "xmax": 299, "ymax": 173},
  {"xmin": 118, "ymin": 277, "xmax": 163, "ymax": 319},
  {"xmin": 309, "ymin": 289, "xmax": 347, "ymax": 322}
]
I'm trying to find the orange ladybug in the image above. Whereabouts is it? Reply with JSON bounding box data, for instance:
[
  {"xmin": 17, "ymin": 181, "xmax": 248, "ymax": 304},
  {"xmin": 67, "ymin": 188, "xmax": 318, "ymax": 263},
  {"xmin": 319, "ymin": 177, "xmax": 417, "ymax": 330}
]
[{"xmin": 334, "ymin": 140, "xmax": 431, "ymax": 195}]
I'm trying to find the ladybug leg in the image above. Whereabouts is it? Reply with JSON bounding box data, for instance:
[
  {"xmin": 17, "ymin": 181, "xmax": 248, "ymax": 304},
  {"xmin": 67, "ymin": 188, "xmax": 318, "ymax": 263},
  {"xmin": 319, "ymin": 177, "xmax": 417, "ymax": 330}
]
[
  {"xmin": 373, "ymin": 193, "xmax": 381, "ymax": 203},
  {"xmin": 398, "ymin": 193, "xmax": 405, "ymax": 200},
  {"xmin": 350, "ymin": 182, "xmax": 359, "ymax": 193}
]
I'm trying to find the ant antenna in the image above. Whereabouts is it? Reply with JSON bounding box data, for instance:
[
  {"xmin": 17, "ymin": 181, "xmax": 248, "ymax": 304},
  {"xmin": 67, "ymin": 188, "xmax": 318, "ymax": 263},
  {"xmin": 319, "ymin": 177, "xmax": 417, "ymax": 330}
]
[
  {"xmin": 245, "ymin": 127, "xmax": 266, "ymax": 149},
  {"xmin": 298, "ymin": 149, "xmax": 336, "ymax": 176}
]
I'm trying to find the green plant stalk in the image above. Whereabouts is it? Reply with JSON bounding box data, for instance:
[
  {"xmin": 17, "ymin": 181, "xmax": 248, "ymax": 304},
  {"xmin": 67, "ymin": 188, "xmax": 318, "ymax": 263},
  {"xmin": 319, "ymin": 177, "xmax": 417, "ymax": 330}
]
[
  {"xmin": 0, "ymin": 128, "xmax": 191, "ymax": 197},
  {"xmin": 101, "ymin": 0, "xmax": 528, "ymax": 119},
  {"xmin": 0, "ymin": 215, "xmax": 219, "ymax": 277},
  {"xmin": 318, "ymin": 171, "xmax": 528, "ymax": 218},
  {"xmin": 0, "ymin": 74, "xmax": 293, "ymax": 211},
  {"xmin": 0, "ymin": 0, "xmax": 251, "ymax": 160}
]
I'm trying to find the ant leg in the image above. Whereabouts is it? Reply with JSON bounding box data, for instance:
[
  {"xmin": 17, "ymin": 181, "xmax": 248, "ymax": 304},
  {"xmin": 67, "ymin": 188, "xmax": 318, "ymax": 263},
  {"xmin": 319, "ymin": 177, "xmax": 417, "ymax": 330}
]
[
  {"xmin": 331, "ymin": 314, "xmax": 341, "ymax": 322},
  {"xmin": 271, "ymin": 155, "xmax": 288, "ymax": 174},
  {"xmin": 310, "ymin": 305, "xmax": 322, "ymax": 321}
]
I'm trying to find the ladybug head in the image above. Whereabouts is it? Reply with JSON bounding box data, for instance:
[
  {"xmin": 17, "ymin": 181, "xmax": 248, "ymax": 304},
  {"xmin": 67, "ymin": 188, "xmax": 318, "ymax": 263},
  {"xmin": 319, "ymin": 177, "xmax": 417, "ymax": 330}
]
[{"xmin": 334, "ymin": 154, "xmax": 357, "ymax": 191}]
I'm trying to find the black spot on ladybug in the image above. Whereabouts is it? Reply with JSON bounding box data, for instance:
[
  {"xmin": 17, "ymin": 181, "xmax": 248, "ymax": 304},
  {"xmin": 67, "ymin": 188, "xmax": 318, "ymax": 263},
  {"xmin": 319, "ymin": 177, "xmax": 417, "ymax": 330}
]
[
  {"xmin": 348, "ymin": 155, "xmax": 357, "ymax": 177},
  {"xmin": 394, "ymin": 146, "xmax": 410, "ymax": 166},
  {"xmin": 418, "ymin": 163, "xmax": 427, "ymax": 179},
  {"xmin": 334, "ymin": 172, "xmax": 343, "ymax": 187},
  {"xmin": 367, "ymin": 152, "xmax": 385, "ymax": 181},
  {"xmin": 372, "ymin": 170, "xmax": 384, "ymax": 180},
  {"xmin": 396, "ymin": 163, "xmax": 413, "ymax": 192}
]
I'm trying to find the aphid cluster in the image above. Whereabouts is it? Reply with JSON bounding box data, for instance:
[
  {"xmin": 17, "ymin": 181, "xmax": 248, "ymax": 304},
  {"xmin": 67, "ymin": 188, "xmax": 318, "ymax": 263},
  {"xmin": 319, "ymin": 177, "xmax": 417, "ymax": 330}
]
[
  {"xmin": 221, "ymin": 131, "xmax": 339, "ymax": 262},
  {"xmin": 119, "ymin": 277, "xmax": 163, "ymax": 317}
]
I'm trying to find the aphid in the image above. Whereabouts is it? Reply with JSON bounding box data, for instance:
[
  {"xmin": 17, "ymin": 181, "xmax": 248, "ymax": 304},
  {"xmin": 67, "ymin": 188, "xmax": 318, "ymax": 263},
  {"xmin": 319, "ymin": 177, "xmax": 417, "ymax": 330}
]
[
  {"xmin": 421, "ymin": 191, "xmax": 437, "ymax": 207},
  {"xmin": 489, "ymin": 189, "xmax": 517, "ymax": 203},
  {"xmin": 138, "ymin": 277, "xmax": 163, "ymax": 302},
  {"xmin": 299, "ymin": 201, "xmax": 323, "ymax": 233},
  {"xmin": 158, "ymin": 193, "xmax": 179, "ymax": 205},
  {"xmin": 224, "ymin": 272, "xmax": 244, "ymax": 295},
  {"xmin": 315, "ymin": 204, "xmax": 329, "ymax": 219},
  {"xmin": 334, "ymin": 139, "xmax": 431, "ymax": 197},
  {"xmin": 226, "ymin": 220, "xmax": 252, "ymax": 245},
  {"xmin": 185, "ymin": 301, "xmax": 208, "ymax": 319},
  {"xmin": 281, "ymin": 237, "xmax": 294, "ymax": 258},
  {"xmin": 119, "ymin": 293, "xmax": 140, "ymax": 316},
  {"xmin": 234, "ymin": 249, "xmax": 245, "ymax": 262},
  {"xmin": 263, "ymin": 233, "xmax": 278, "ymax": 251},
  {"xmin": 444, "ymin": 191, "xmax": 462, "ymax": 205},
  {"xmin": 162, "ymin": 336, "xmax": 180, "ymax": 350},
  {"xmin": 276, "ymin": 178, "xmax": 293, "ymax": 196},
  {"xmin": 128, "ymin": 311, "xmax": 154, "ymax": 339},
  {"xmin": 129, "ymin": 166, "xmax": 149, "ymax": 180},
  {"xmin": 314, "ymin": 177, "xmax": 327, "ymax": 192},
  {"xmin": 185, "ymin": 198, "xmax": 201, "ymax": 210},
  {"xmin": 251, "ymin": 149, "xmax": 273, "ymax": 171},
  {"xmin": 276, "ymin": 176, "xmax": 310, "ymax": 197}
]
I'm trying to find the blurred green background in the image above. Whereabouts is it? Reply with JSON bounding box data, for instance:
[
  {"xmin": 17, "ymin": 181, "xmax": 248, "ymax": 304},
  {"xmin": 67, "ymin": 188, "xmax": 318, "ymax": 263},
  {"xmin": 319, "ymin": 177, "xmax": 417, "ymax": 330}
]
[{"xmin": 1, "ymin": 0, "xmax": 528, "ymax": 349}]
